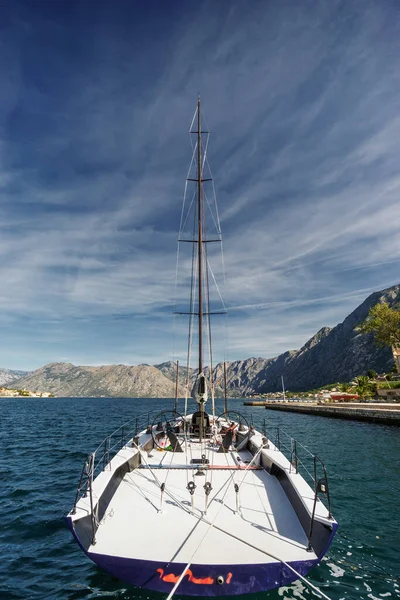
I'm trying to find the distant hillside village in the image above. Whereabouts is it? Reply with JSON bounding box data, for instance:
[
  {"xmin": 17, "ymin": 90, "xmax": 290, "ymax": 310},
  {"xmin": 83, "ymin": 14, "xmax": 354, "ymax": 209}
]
[
  {"xmin": 0, "ymin": 386, "xmax": 53, "ymax": 398},
  {"xmin": 248, "ymin": 372, "xmax": 400, "ymax": 402}
]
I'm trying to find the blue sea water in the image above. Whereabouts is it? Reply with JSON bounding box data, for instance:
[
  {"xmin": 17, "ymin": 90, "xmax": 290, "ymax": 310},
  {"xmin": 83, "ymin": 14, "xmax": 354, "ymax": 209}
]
[{"xmin": 1, "ymin": 397, "xmax": 399, "ymax": 600}]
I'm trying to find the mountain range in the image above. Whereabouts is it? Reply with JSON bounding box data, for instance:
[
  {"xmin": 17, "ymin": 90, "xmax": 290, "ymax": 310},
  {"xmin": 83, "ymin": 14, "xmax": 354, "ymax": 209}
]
[
  {"xmin": 6, "ymin": 362, "xmax": 185, "ymax": 398},
  {"xmin": 4, "ymin": 284, "xmax": 399, "ymax": 397},
  {"xmin": 0, "ymin": 369, "xmax": 29, "ymax": 387}
]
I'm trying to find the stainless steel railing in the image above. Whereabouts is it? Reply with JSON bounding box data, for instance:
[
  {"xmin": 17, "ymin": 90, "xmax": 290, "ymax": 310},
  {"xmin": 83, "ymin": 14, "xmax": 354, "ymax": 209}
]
[{"xmin": 71, "ymin": 408, "xmax": 163, "ymax": 515}]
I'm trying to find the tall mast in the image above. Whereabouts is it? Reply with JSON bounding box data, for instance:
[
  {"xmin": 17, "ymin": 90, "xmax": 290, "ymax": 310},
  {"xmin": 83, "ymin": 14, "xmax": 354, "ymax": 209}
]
[{"xmin": 197, "ymin": 97, "xmax": 203, "ymax": 374}]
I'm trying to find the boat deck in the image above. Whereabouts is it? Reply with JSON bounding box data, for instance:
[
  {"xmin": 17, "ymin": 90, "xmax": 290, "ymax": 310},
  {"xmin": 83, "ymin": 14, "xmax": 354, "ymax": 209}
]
[{"xmin": 90, "ymin": 442, "xmax": 316, "ymax": 565}]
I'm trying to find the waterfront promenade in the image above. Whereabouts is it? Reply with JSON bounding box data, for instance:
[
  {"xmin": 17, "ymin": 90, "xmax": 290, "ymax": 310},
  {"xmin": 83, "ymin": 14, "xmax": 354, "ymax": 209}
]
[{"xmin": 243, "ymin": 401, "xmax": 400, "ymax": 425}]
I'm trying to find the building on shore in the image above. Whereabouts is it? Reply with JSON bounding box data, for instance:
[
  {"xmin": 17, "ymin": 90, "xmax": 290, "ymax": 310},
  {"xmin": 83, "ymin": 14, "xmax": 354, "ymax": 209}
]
[
  {"xmin": 0, "ymin": 386, "xmax": 52, "ymax": 398},
  {"xmin": 377, "ymin": 388, "xmax": 400, "ymax": 401}
]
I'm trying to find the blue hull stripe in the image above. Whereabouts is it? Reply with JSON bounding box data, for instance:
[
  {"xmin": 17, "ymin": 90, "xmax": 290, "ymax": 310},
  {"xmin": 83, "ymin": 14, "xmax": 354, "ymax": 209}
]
[
  {"xmin": 88, "ymin": 552, "xmax": 318, "ymax": 596},
  {"xmin": 66, "ymin": 516, "xmax": 335, "ymax": 596}
]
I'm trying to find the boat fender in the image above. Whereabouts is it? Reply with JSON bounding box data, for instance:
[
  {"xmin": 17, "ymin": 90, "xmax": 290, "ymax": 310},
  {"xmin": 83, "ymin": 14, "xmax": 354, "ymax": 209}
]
[
  {"xmin": 157, "ymin": 432, "xmax": 169, "ymax": 450},
  {"xmin": 217, "ymin": 576, "xmax": 224, "ymax": 585}
]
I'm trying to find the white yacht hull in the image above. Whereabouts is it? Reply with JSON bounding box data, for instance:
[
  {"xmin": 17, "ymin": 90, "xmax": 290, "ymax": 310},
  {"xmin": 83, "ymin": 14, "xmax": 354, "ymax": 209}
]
[{"xmin": 66, "ymin": 417, "xmax": 337, "ymax": 596}]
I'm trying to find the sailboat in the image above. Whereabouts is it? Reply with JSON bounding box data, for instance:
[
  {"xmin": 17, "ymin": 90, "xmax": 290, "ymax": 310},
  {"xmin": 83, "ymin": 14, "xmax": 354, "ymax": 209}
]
[{"xmin": 66, "ymin": 99, "xmax": 337, "ymax": 597}]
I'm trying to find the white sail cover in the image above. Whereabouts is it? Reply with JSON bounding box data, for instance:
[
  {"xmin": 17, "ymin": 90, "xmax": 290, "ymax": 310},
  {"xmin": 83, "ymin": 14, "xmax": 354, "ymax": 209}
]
[{"xmin": 191, "ymin": 372, "xmax": 208, "ymax": 405}]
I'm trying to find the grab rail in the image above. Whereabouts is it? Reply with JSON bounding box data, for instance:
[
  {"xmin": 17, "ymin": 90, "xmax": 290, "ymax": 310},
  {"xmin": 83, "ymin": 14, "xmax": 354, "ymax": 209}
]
[
  {"xmin": 72, "ymin": 408, "xmax": 163, "ymax": 515},
  {"xmin": 90, "ymin": 408, "xmax": 163, "ymax": 476},
  {"xmin": 307, "ymin": 455, "xmax": 332, "ymax": 550},
  {"xmin": 71, "ymin": 412, "xmax": 333, "ymax": 550},
  {"xmin": 71, "ymin": 408, "xmax": 246, "ymax": 514},
  {"xmin": 268, "ymin": 425, "xmax": 333, "ymax": 551},
  {"xmin": 70, "ymin": 408, "xmax": 165, "ymax": 548},
  {"xmin": 271, "ymin": 426, "xmax": 332, "ymax": 518}
]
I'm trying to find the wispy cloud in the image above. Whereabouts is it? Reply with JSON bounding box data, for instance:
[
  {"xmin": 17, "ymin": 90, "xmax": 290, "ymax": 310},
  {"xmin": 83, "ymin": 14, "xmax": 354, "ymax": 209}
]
[{"xmin": 0, "ymin": 0, "xmax": 399, "ymax": 369}]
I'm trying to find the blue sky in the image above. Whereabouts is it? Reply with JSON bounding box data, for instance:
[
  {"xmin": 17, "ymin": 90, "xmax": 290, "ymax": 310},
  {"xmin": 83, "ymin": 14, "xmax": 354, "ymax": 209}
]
[{"xmin": 1, "ymin": 0, "xmax": 400, "ymax": 371}]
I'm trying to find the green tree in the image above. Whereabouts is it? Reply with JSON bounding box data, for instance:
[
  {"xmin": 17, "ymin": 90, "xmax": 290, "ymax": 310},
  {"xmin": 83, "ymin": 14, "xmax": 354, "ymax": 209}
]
[
  {"xmin": 358, "ymin": 302, "xmax": 400, "ymax": 373},
  {"xmin": 367, "ymin": 369, "xmax": 377, "ymax": 379},
  {"xmin": 354, "ymin": 375, "xmax": 375, "ymax": 400},
  {"xmin": 339, "ymin": 382, "xmax": 351, "ymax": 392}
]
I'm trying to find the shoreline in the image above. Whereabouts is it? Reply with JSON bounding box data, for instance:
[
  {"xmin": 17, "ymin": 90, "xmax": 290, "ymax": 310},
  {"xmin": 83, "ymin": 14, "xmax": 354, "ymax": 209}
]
[{"xmin": 244, "ymin": 401, "xmax": 400, "ymax": 425}]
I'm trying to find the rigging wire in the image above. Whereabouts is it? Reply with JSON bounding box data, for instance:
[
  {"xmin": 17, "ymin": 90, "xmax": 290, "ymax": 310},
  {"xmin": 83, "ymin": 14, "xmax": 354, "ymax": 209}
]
[
  {"xmin": 172, "ymin": 235, "xmax": 182, "ymax": 395},
  {"xmin": 204, "ymin": 157, "xmax": 222, "ymax": 231},
  {"xmin": 204, "ymin": 156, "xmax": 225, "ymax": 286},
  {"xmin": 179, "ymin": 147, "xmax": 196, "ymax": 235},
  {"xmin": 180, "ymin": 101, "xmax": 229, "ymax": 419},
  {"xmin": 175, "ymin": 128, "xmax": 197, "ymax": 413},
  {"xmin": 202, "ymin": 132, "xmax": 228, "ymax": 377},
  {"xmin": 179, "ymin": 103, "xmax": 228, "ymax": 416},
  {"xmin": 203, "ymin": 200, "xmax": 216, "ymax": 420},
  {"xmin": 189, "ymin": 106, "xmax": 197, "ymax": 141},
  {"xmin": 205, "ymin": 265, "xmax": 216, "ymax": 420},
  {"xmin": 185, "ymin": 237, "xmax": 197, "ymax": 417},
  {"xmin": 202, "ymin": 111, "xmax": 228, "ymax": 379},
  {"xmin": 180, "ymin": 189, "xmax": 196, "ymax": 234},
  {"xmin": 137, "ymin": 105, "xmax": 333, "ymax": 600},
  {"xmin": 203, "ymin": 189, "xmax": 221, "ymax": 238},
  {"xmin": 205, "ymin": 256, "xmax": 227, "ymax": 311}
]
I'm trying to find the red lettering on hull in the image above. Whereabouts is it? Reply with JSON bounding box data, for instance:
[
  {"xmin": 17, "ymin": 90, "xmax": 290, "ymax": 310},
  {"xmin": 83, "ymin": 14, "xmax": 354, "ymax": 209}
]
[
  {"xmin": 157, "ymin": 569, "xmax": 180, "ymax": 583},
  {"xmin": 157, "ymin": 568, "xmax": 232, "ymax": 586}
]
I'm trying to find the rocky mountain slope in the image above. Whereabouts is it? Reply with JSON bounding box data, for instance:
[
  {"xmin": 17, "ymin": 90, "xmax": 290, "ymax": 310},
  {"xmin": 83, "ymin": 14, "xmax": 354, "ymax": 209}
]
[
  {"xmin": 155, "ymin": 361, "xmax": 192, "ymax": 387},
  {"xmin": 12, "ymin": 362, "xmax": 185, "ymax": 398},
  {"xmin": 8, "ymin": 283, "xmax": 399, "ymax": 397},
  {"xmin": 0, "ymin": 368, "xmax": 29, "ymax": 386},
  {"xmin": 161, "ymin": 284, "xmax": 399, "ymax": 395},
  {"xmin": 222, "ymin": 284, "xmax": 399, "ymax": 394}
]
